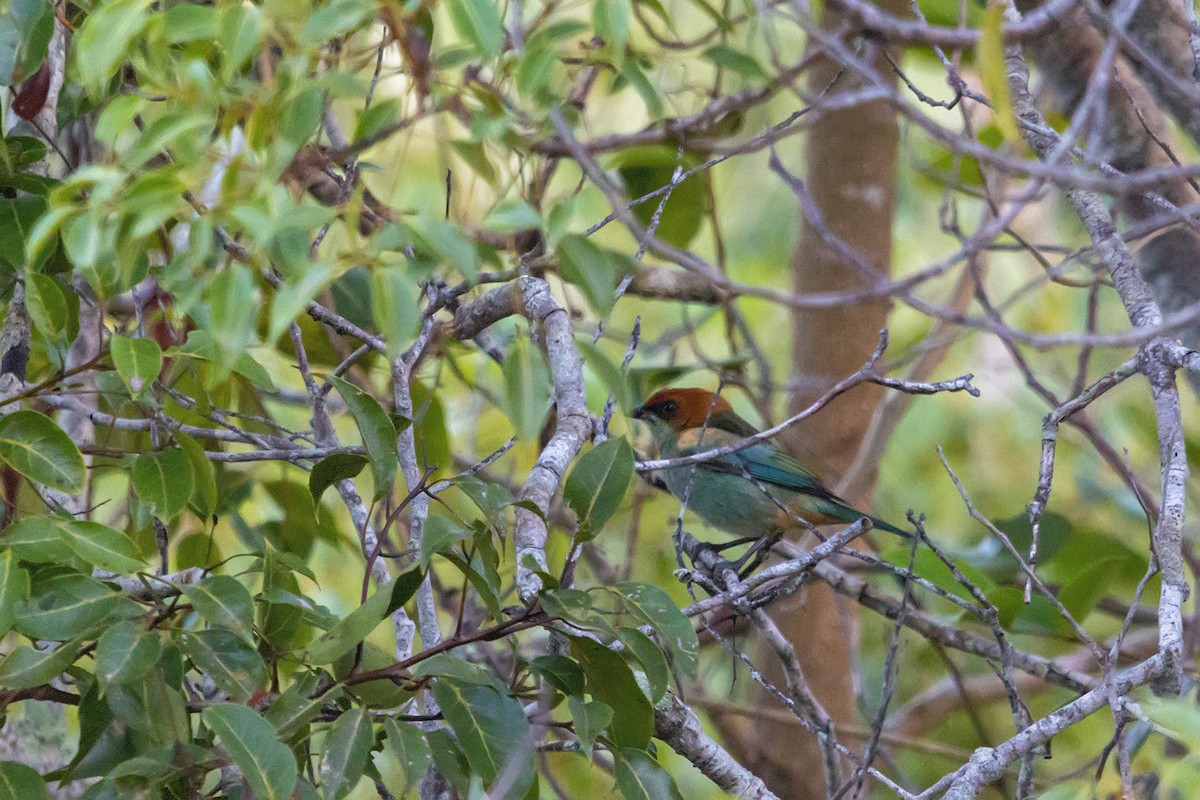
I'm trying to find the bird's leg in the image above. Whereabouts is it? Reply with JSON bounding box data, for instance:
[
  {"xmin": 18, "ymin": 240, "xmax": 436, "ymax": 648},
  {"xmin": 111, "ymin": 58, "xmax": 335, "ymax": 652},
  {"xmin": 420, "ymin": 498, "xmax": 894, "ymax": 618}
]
[{"xmin": 730, "ymin": 533, "xmax": 784, "ymax": 579}]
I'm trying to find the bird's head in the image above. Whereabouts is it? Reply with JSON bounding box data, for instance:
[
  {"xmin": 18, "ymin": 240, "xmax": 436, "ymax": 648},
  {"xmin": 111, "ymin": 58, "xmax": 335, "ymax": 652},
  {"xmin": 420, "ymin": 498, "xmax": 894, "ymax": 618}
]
[{"xmin": 632, "ymin": 387, "xmax": 733, "ymax": 433}]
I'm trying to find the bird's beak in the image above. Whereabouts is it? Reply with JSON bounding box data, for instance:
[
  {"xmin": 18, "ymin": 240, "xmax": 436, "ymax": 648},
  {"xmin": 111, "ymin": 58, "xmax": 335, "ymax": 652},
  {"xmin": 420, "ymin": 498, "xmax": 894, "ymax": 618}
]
[{"xmin": 632, "ymin": 404, "xmax": 650, "ymax": 421}]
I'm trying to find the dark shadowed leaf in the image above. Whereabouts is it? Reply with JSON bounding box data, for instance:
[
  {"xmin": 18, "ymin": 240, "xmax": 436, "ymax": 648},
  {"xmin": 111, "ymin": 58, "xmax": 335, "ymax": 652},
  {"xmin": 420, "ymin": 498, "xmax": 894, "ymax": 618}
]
[
  {"xmin": 309, "ymin": 453, "xmax": 369, "ymax": 505},
  {"xmin": 530, "ymin": 654, "xmax": 584, "ymax": 696},
  {"xmin": 419, "ymin": 515, "xmax": 472, "ymax": 569},
  {"xmin": 0, "ymin": 549, "xmax": 28, "ymax": 637}
]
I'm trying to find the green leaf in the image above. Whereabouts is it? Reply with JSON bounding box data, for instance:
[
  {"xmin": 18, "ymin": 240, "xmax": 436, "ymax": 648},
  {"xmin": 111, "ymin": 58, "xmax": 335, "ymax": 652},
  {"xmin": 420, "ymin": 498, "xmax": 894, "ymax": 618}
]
[
  {"xmin": 564, "ymin": 437, "xmax": 634, "ymax": 537},
  {"xmin": 530, "ymin": 655, "xmax": 584, "ymax": 696},
  {"xmin": 182, "ymin": 629, "xmax": 266, "ymax": 701},
  {"xmin": 206, "ymin": 265, "xmax": 257, "ymax": 380},
  {"xmin": 110, "ymin": 333, "xmax": 162, "ymax": 395},
  {"xmin": 502, "ymin": 335, "xmax": 551, "ymax": 441},
  {"xmin": 444, "ymin": 0, "xmax": 503, "ymax": 59},
  {"xmin": 327, "ymin": 375, "xmax": 398, "ymax": 501},
  {"xmin": 407, "ymin": 217, "xmax": 478, "ymax": 279},
  {"xmin": 0, "ymin": 549, "xmax": 29, "ymax": 637},
  {"xmin": 132, "ymin": 448, "xmax": 195, "ymax": 519},
  {"xmin": 432, "ymin": 679, "xmax": 535, "ymax": 799},
  {"xmin": 593, "ymin": 0, "xmax": 631, "ymax": 51},
  {"xmin": 73, "ymin": 0, "xmax": 152, "ymax": 94},
  {"xmin": 0, "ymin": 638, "xmax": 81, "ymax": 689},
  {"xmin": 0, "ymin": 761, "xmax": 50, "ymax": 800},
  {"xmin": 203, "ymin": 703, "xmax": 298, "ymax": 800},
  {"xmin": 24, "ymin": 272, "xmax": 67, "ymax": 341},
  {"xmin": 977, "ymin": 4, "xmax": 1019, "ymax": 142},
  {"xmin": 0, "ymin": 410, "xmax": 85, "ymax": 492},
  {"xmin": 3, "ymin": 516, "xmax": 72, "ymax": 563},
  {"xmin": 265, "ymin": 672, "xmax": 335, "ymax": 739},
  {"xmin": 618, "ymin": 627, "xmax": 669, "ymax": 702},
  {"xmin": 614, "ymin": 748, "xmax": 685, "ymax": 800},
  {"xmin": 567, "ymin": 696, "xmax": 611, "ymax": 757},
  {"xmin": 702, "ymin": 44, "xmax": 766, "ymax": 80},
  {"xmin": 304, "ymin": 569, "xmax": 423, "ymax": 664},
  {"xmin": 384, "ymin": 719, "xmax": 431, "ymax": 798},
  {"xmin": 175, "ymin": 432, "xmax": 217, "ymax": 520},
  {"xmin": 370, "ymin": 267, "xmax": 421, "ymax": 360},
  {"xmin": 95, "ymin": 619, "xmax": 162, "ymax": 686},
  {"xmin": 57, "ymin": 519, "xmax": 145, "ymax": 573},
  {"xmin": 182, "ymin": 575, "xmax": 255, "ymax": 642},
  {"xmin": 419, "ymin": 515, "xmax": 472, "ymax": 570},
  {"xmin": 452, "ymin": 476, "xmax": 514, "ymax": 521},
  {"xmin": 319, "ymin": 704, "xmax": 374, "ymax": 800},
  {"xmin": 615, "ymin": 582, "xmax": 698, "ymax": 679},
  {"xmin": 569, "ymin": 636, "xmax": 652, "ymax": 749},
  {"xmin": 482, "ymin": 201, "xmax": 541, "ymax": 234},
  {"xmin": 15, "ymin": 574, "xmax": 139, "ymax": 640},
  {"xmin": 557, "ymin": 234, "xmax": 619, "ymax": 316}
]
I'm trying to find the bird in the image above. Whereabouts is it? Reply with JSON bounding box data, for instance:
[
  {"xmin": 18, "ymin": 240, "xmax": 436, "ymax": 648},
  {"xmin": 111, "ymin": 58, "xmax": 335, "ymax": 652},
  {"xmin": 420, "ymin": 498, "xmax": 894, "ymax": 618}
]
[{"xmin": 632, "ymin": 387, "xmax": 908, "ymax": 572}]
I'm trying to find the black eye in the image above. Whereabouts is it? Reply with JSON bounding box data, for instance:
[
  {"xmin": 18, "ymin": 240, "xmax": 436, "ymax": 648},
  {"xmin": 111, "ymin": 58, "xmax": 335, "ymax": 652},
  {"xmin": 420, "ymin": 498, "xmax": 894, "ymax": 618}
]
[{"xmin": 662, "ymin": 400, "xmax": 678, "ymax": 416}]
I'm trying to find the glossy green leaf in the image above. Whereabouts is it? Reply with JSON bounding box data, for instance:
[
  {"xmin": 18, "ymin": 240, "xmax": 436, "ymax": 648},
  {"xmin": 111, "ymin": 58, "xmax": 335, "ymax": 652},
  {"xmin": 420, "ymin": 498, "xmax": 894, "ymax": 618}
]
[
  {"xmin": 304, "ymin": 569, "xmax": 423, "ymax": 664},
  {"xmin": 319, "ymin": 704, "xmax": 374, "ymax": 800},
  {"xmin": 568, "ymin": 696, "xmax": 611, "ymax": 757},
  {"xmin": 419, "ymin": 515, "xmax": 472, "ymax": 570},
  {"xmin": 203, "ymin": 703, "xmax": 297, "ymax": 800},
  {"xmin": 564, "ymin": 437, "xmax": 634, "ymax": 537},
  {"xmin": 57, "ymin": 519, "xmax": 145, "ymax": 573},
  {"xmin": 182, "ymin": 575, "xmax": 255, "ymax": 642},
  {"xmin": 432, "ymin": 679, "xmax": 535, "ymax": 799},
  {"xmin": 95, "ymin": 619, "xmax": 162, "ymax": 686},
  {"xmin": 15, "ymin": 574, "xmax": 139, "ymax": 640},
  {"xmin": 615, "ymin": 582, "xmax": 698, "ymax": 678},
  {"xmin": 0, "ymin": 638, "xmax": 81, "ymax": 689},
  {"xmin": 110, "ymin": 333, "xmax": 162, "ymax": 395},
  {"xmin": 24, "ymin": 272, "xmax": 67, "ymax": 341},
  {"xmin": 614, "ymin": 748, "xmax": 685, "ymax": 800},
  {"xmin": 530, "ymin": 654, "xmax": 584, "ymax": 696},
  {"xmin": 132, "ymin": 448, "xmax": 195, "ymax": 519},
  {"xmin": 182, "ymin": 629, "xmax": 266, "ymax": 701},
  {"xmin": 384, "ymin": 719, "xmax": 431, "ymax": 797},
  {"xmin": 0, "ymin": 410, "xmax": 85, "ymax": 492},
  {"xmin": 266, "ymin": 672, "xmax": 337, "ymax": 739},
  {"xmin": 0, "ymin": 761, "xmax": 50, "ymax": 800},
  {"xmin": 570, "ymin": 636, "xmax": 652, "ymax": 749},
  {"xmin": 618, "ymin": 627, "xmax": 669, "ymax": 702},
  {"xmin": 0, "ymin": 549, "xmax": 28, "ymax": 637},
  {"xmin": 328, "ymin": 375, "xmax": 398, "ymax": 500}
]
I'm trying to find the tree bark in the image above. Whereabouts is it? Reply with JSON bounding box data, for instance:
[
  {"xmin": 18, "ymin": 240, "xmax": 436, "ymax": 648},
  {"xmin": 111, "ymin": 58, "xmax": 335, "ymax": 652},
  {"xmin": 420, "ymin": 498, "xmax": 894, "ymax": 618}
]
[{"xmin": 712, "ymin": 2, "xmax": 903, "ymax": 795}]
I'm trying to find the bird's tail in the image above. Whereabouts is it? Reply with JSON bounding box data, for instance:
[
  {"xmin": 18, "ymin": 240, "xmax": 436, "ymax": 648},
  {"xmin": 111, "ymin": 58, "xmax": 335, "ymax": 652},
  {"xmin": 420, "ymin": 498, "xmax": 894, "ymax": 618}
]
[{"xmin": 865, "ymin": 514, "xmax": 911, "ymax": 538}]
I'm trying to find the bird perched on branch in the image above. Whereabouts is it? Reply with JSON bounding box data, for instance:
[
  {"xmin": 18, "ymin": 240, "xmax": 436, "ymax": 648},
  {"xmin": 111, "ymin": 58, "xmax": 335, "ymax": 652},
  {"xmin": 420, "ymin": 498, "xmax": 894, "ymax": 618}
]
[{"xmin": 632, "ymin": 387, "xmax": 908, "ymax": 572}]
